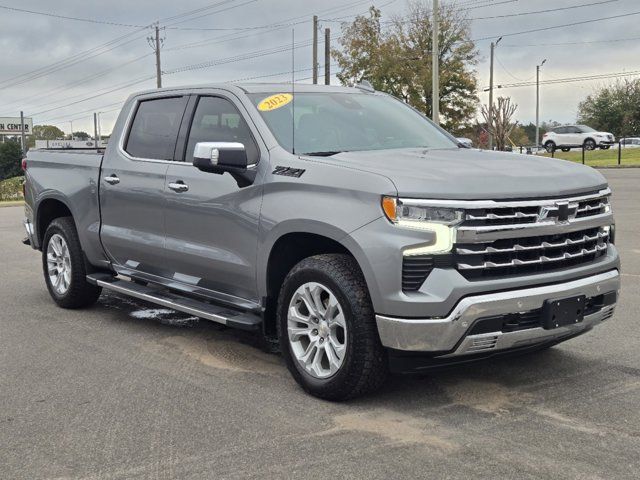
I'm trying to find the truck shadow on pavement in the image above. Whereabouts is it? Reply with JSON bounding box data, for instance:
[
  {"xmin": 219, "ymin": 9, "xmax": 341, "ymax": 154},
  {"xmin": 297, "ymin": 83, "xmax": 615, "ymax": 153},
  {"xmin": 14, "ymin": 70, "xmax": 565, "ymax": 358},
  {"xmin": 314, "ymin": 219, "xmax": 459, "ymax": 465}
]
[{"xmin": 93, "ymin": 290, "xmax": 639, "ymax": 420}]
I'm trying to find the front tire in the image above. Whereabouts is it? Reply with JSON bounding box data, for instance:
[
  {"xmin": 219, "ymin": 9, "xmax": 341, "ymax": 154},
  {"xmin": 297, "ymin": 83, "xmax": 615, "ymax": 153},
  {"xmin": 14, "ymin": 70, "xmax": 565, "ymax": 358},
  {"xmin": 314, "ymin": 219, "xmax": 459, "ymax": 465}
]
[
  {"xmin": 584, "ymin": 139, "xmax": 597, "ymax": 151},
  {"xmin": 277, "ymin": 254, "xmax": 387, "ymax": 400},
  {"xmin": 545, "ymin": 141, "xmax": 556, "ymax": 153},
  {"xmin": 42, "ymin": 217, "xmax": 102, "ymax": 309}
]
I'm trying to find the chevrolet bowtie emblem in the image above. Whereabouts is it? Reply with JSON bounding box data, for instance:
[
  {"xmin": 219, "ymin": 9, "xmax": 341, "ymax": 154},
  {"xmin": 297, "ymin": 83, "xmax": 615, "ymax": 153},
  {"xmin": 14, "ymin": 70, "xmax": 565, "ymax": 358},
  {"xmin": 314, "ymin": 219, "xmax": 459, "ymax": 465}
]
[{"xmin": 539, "ymin": 201, "xmax": 579, "ymax": 223}]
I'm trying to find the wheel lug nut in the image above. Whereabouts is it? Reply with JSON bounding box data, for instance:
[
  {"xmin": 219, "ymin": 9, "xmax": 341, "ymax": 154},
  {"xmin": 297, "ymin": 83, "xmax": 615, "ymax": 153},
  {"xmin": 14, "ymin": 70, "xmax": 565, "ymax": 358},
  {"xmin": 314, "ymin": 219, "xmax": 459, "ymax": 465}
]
[
  {"xmin": 319, "ymin": 337, "xmax": 324, "ymax": 343},
  {"xmin": 312, "ymin": 329, "xmax": 318, "ymax": 335}
]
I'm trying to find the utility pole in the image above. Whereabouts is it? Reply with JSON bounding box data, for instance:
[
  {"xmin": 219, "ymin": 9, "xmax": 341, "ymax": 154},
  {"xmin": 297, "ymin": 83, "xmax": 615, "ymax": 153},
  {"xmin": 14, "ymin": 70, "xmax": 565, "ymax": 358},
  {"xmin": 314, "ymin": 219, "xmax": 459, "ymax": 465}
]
[
  {"xmin": 93, "ymin": 113, "xmax": 99, "ymax": 148},
  {"xmin": 488, "ymin": 36, "xmax": 502, "ymax": 150},
  {"xmin": 536, "ymin": 59, "xmax": 547, "ymax": 152},
  {"xmin": 432, "ymin": 0, "xmax": 440, "ymax": 124},
  {"xmin": 97, "ymin": 112, "xmax": 102, "ymax": 143},
  {"xmin": 324, "ymin": 28, "xmax": 331, "ymax": 85},
  {"xmin": 69, "ymin": 120, "xmax": 74, "ymax": 140},
  {"xmin": 312, "ymin": 16, "xmax": 319, "ymax": 84},
  {"xmin": 20, "ymin": 111, "xmax": 26, "ymax": 153},
  {"xmin": 148, "ymin": 24, "xmax": 164, "ymax": 88}
]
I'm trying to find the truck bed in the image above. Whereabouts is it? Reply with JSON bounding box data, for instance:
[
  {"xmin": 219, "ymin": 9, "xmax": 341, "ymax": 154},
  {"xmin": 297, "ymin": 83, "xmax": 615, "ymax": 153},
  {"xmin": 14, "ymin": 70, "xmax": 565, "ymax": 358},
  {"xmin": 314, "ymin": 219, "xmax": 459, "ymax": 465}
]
[{"xmin": 25, "ymin": 148, "xmax": 107, "ymax": 268}]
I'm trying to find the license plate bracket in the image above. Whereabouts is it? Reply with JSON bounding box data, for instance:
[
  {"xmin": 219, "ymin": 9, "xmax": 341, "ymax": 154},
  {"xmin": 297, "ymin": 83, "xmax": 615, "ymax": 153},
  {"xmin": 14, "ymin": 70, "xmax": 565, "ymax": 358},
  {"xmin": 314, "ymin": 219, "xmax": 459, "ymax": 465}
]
[{"xmin": 542, "ymin": 295, "xmax": 586, "ymax": 330}]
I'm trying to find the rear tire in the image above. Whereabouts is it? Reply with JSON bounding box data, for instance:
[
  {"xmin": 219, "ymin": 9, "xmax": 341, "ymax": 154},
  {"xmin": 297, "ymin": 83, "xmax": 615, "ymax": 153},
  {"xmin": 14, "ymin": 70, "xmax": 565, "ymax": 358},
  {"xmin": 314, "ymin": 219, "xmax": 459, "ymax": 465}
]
[
  {"xmin": 561, "ymin": 147, "xmax": 571, "ymax": 152},
  {"xmin": 277, "ymin": 254, "xmax": 387, "ymax": 400},
  {"xmin": 42, "ymin": 217, "xmax": 102, "ymax": 309},
  {"xmin": 600, "ymin": 145, "xmax": 610, "ymax": 150},
  {"xmin": 545, "ymin": 141, "xmax": 556, "ymax": 153}
]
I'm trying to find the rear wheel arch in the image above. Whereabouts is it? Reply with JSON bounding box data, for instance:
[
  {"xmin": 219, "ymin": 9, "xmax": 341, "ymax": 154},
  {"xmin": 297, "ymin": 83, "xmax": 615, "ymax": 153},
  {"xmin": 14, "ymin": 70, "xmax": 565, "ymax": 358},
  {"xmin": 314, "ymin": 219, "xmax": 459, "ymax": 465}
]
[{"xmin": 36, "ymin": 198, "xmax": 74, "ymax": 248}]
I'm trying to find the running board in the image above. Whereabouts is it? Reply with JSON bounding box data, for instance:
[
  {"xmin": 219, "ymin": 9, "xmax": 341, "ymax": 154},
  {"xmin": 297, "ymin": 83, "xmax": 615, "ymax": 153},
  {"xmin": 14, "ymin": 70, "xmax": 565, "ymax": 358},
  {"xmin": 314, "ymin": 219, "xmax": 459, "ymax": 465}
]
[{"xmin": 87, "ymin": 273, "xmax": 262, "ymax": 331}]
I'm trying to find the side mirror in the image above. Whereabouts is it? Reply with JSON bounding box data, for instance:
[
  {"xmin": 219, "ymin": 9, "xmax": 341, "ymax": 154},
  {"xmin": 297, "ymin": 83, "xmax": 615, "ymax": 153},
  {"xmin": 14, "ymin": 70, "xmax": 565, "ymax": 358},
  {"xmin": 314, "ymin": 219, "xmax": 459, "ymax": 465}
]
[
  {"xmin": 193, "ymin": 142, "xmax": 248, "ymax": 172},
  {"xmin": 192, "ymin": 142, "xmax": 256, "ymax": 188}
]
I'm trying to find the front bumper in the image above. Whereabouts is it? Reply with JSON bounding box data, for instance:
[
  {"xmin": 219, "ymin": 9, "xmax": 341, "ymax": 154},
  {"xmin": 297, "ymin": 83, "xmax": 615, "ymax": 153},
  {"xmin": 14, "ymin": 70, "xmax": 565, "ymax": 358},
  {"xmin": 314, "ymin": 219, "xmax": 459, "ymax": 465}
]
[{"xmin": 376, "ymin": 269, "xmax": 619, "ymax": 355}]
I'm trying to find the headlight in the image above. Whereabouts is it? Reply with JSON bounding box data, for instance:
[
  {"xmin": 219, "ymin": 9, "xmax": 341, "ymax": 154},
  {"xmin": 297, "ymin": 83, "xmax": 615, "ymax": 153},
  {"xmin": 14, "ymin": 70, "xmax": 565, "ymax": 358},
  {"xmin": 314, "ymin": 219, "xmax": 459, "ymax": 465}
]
[
  {"xmin": 382, "ymin": 196, "xmax": 464, "ymax": 254},
  {"xmin": 382, "ymin": 197, "xmax": 463, "ymax": 228}
]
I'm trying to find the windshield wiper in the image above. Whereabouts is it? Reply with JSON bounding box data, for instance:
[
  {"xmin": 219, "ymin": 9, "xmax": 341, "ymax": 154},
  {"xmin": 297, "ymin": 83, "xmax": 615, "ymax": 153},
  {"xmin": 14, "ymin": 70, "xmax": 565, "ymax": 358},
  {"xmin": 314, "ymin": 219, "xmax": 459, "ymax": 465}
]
[{"xmin": 302, "ymin": 151, "xmax": 344, "ymax": 157}]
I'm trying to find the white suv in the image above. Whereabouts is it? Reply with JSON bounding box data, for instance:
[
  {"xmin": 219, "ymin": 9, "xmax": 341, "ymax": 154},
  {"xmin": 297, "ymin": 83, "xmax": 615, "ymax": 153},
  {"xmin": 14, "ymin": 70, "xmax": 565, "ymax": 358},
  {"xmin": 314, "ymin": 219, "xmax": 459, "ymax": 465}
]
[{"xmin": 542, "ymin": 125, "xmax": 615, "ymax": 152}]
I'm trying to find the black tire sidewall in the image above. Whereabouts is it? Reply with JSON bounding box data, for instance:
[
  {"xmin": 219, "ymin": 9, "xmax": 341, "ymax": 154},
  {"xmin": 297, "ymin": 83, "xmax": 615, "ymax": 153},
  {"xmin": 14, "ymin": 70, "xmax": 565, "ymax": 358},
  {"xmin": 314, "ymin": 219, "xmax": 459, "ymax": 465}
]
[
  {"xmin": 41, "ymin": 217, "xmax": 100, "ymax": 308},
  {"xmin": 277, "ymin": 256, "xmax": 384, "ymax": 398}
]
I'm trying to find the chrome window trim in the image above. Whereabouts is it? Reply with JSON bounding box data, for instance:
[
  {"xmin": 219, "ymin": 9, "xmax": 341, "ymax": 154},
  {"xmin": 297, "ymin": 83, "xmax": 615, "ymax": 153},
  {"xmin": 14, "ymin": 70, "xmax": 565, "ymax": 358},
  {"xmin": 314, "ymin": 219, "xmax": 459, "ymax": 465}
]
[{"xmin": 398, "ymin": 188, "xmax": 611, "ymax": 209}]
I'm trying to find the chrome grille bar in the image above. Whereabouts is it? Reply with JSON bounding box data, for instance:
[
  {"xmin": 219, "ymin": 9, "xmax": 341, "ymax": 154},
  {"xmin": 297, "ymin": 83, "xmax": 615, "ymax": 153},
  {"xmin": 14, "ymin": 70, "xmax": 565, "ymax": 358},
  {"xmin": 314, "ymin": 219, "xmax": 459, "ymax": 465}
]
[
  {"xmin": 458, "ymin": 244, "xmax": 608, "ymax": 271},
  {"xmin": 456, "ymin": 231, "xmax": 609, "ymax": 255}
]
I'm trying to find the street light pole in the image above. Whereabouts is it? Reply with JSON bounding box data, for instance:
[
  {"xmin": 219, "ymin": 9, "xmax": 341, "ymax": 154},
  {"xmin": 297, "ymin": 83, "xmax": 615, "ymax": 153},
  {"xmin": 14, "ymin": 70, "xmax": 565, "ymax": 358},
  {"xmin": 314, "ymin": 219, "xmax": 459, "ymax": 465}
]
[
  {"xmin": 488, "ymin": 36, "xmax": 502, "ymax": 150},
  {"xmin": 536, "ymin": 59, "xmax": 547, "ymax": 152}
]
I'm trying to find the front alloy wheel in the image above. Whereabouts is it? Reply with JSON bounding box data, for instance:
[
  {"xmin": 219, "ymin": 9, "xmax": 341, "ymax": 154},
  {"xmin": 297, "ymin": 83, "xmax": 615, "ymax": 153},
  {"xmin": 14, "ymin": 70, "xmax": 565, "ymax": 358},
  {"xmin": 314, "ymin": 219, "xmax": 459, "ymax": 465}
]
[
  {"xmin": 584, "ymin": 139, "xmax": 596, "ymax": 151},
  {"xmin": 287, "ymin": 282, "xmax": 347, "ymax": 379}
]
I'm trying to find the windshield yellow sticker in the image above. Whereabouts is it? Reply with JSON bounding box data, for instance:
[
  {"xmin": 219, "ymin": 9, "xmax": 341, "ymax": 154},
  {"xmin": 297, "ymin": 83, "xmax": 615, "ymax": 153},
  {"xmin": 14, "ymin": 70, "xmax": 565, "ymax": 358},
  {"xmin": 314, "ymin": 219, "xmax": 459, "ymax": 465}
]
[{"xmin": 258, "ymin": 93, "xmax": 293, "ymax": 112}]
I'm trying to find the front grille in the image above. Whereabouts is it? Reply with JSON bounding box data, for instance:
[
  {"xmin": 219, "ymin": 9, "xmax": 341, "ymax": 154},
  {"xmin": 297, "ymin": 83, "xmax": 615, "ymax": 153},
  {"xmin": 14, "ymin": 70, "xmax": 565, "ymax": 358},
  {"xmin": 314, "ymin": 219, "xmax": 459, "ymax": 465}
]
[
  {"xmin": 462, "ymin": 192, "xmax": 609, "ymax": 227},
  {"xmin": 456, "ymin": 227, "xmax": 609, "ymax": 280}
]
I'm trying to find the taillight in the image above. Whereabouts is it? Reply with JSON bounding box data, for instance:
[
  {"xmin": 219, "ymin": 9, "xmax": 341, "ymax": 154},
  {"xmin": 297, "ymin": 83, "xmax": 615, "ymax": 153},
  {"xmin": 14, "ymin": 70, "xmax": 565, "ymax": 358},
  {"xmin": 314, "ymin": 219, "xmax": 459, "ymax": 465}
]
[{"xmin": 21, "ymin": 158, "xmax": 27, "ymax": 171}]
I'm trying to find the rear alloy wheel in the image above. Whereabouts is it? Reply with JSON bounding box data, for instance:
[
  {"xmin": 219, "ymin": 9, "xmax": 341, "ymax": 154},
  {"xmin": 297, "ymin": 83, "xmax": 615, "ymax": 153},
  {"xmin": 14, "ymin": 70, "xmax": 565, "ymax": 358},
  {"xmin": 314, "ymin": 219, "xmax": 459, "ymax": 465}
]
[
  {"xmin": 42, "ymin": 217, "xmax": 102, "ymax": 309},
  {"xmin": 584, "ymin": 139, "xmax": 597, "ymax": 151},
  {"xmin": 545, "ymin": 141, "xmax": 556, "ymax": 153},
  {"xmin": 47, "ymin": 234, "xmax": 72, "ymax": 296},
  {"xmin": 277, "ymin": 254, "xmax": 387, "ymax": 400}
]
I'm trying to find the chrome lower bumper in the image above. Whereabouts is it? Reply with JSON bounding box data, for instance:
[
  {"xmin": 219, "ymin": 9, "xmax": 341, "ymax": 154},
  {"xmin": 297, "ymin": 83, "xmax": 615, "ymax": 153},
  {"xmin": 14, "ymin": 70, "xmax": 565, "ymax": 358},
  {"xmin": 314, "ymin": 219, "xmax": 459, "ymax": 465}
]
[{"xmin": 376, "ymin": 270, "xmax": 620, "ymax": 355}]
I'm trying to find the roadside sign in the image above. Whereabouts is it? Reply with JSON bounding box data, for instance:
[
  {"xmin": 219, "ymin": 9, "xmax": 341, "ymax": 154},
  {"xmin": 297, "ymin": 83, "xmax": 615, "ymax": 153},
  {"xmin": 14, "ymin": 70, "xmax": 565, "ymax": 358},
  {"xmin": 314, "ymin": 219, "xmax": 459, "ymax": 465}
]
[{"xmin": 0, "ymin": 117, "xmax": 33, "ymax": 135}]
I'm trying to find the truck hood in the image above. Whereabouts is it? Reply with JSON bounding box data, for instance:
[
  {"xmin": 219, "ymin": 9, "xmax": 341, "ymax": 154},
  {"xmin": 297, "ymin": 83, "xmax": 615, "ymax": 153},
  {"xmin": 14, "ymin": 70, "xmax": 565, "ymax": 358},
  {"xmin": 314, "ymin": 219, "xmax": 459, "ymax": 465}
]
[{"xmin": 310, "ymin": 148, "xmax": 608, "ymax": 200}]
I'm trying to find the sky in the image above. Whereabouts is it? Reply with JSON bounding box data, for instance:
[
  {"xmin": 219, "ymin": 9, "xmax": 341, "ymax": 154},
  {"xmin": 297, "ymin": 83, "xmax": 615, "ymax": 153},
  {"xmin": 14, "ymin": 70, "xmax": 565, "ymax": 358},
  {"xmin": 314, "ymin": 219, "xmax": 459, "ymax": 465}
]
[{"xmin": 0, "ymin": 0, "xmax": 638, "ymax": 135}]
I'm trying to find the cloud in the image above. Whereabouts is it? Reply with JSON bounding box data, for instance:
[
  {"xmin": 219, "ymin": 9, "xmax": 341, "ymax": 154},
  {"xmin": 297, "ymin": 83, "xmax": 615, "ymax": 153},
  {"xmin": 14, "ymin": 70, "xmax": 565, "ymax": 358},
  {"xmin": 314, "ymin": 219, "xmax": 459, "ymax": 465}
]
[{"xmin": 0, "ymin": 0, "xmax": 636, "ymax": 133}]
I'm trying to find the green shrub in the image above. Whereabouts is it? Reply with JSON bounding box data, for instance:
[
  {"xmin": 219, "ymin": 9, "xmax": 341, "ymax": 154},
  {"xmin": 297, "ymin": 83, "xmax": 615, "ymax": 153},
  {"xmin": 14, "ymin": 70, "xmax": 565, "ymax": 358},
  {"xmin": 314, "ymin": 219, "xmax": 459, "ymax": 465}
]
[{"xmin": 0, "ymin": 176, "xmax": 24, "ymax": 201}]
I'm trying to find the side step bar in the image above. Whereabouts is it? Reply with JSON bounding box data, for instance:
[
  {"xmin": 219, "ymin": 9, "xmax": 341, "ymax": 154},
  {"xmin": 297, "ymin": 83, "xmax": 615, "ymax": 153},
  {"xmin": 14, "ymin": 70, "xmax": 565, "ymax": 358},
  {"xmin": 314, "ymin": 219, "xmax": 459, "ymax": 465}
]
[{"xmin": 87, "ymin": 273, "xmax": 262, "ymax": 331}]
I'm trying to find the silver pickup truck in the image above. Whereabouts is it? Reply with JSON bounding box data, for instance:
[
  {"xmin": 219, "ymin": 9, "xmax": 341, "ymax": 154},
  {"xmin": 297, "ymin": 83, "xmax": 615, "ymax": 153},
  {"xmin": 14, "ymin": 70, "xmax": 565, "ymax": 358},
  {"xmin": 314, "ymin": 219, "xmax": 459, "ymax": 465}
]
[{"xmin": 23, "ymin": 83, "xmax": 620, "ymax": 400}]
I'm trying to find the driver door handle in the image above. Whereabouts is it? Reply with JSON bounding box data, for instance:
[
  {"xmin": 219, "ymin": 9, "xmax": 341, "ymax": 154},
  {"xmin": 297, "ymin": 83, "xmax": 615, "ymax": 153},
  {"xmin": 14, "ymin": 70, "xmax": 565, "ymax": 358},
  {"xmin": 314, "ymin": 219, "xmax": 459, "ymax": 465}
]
[
  {"xmin": 103, "ymin": 174, "xmax": 120, "ymax": 185},
  {"xmin": 168, "ymin": 181, "xmax": 189, "ymax": 193}
]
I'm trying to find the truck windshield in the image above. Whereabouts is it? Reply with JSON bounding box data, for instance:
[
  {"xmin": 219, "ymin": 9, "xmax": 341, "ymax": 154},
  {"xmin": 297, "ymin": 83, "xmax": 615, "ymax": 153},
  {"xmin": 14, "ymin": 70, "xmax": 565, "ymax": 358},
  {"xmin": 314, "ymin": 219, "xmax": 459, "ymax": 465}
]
[{"xmin": 248, "ymin": 92, "xmax": 457, "ymax": 155}]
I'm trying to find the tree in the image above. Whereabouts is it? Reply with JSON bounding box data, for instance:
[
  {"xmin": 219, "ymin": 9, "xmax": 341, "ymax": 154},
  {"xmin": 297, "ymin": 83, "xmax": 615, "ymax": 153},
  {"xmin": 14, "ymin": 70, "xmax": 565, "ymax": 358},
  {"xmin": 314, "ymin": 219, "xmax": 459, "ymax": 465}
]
[
  {"xmin": 73, "ymin": 131, "xmax": 90, "ymax": 140},
  {"xmin": 32, "ymin": 125, "xmax": 65, "ymax": 140},
  {"xmin": 333, "ymin": 2, "xmax": 479, "ymax": 133},
  {"xmin": 481, "ymin": 96, "xmax": 518, "ymax": 151},
  {"xmin": 0, "ymin": 140, "xmax": 23, "ymax": 181},
  {"xmin": 577, "ymin": 79, "xmax": 640, "ymax": 137}
]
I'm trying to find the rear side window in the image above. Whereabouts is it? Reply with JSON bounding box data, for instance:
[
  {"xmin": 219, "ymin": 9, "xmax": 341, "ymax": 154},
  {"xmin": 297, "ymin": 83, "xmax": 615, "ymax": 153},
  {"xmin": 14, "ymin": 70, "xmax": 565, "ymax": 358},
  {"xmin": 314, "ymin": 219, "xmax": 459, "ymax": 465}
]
[{"xmin": 125, "ymin": 96, "xmax": 188, "ymax": 160}]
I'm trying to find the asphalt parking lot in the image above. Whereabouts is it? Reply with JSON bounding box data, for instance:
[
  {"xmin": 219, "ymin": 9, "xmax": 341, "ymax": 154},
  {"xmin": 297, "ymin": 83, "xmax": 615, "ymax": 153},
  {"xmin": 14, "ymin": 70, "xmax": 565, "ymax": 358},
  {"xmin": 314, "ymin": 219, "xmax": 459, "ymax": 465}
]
[{"xmin": 1, "ymin": 169, "xmax": 639, "ymax": 479}]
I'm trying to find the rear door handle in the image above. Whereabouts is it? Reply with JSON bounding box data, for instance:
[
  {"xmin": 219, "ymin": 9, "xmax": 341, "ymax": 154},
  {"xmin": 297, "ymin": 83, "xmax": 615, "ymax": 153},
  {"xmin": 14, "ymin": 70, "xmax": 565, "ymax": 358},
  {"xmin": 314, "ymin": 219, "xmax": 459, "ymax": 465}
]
[
  {"xmin": 168, "ymin": 181, "xmax": 189, "ymax": 193},
  {"xmin": 103, "ymin": 174, "xmax": 120, "ymax": 185}
]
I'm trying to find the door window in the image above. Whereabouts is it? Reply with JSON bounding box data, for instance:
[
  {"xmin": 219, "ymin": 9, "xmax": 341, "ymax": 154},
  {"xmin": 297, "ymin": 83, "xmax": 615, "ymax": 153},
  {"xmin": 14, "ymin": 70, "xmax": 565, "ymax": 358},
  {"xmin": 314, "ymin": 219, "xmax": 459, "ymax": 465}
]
[
  {"xmin": 185, "ymin": 96, "xmax": 259, "ymax": 164},
  {"xmin": 125, "ymin": 96, "xmax": 188, "ymax": 160}
]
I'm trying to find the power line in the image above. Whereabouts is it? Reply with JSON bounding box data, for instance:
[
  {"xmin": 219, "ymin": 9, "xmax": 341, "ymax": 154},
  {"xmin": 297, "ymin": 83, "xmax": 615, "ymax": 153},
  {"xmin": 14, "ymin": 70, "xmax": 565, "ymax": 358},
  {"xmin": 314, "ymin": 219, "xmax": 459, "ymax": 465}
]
[
  {"xmin": 502, "ymin": 35, "xmax": 640, "ymax": 47},
  {"xmin": 163, "ymin": 0, "xmax": 259, "ymax": 29},
  {"xmin": 0, "ymin": 4, "xmax": 148, "ymax": 27},
  {"xmin": 471, "ymin": 9, "xmax": 640, "ymax": 42},
  {"xmin": 164, "ymin": 0, "xmax": 374, "ymax": 52},
  {"xmin": 469, "ymin": 0, "xmax": 618, "ymax": 20},
  {"xmin": 486, "ymin": 69, "xmax": 640, "ymax": 90},
  {"xmin": 0, "ymin": 28, "xmax": 149, "ymax": 90},
  {"xmin": 29, "ymin": 76, "xmax": 155, "ymax": 117},
  {"xmin": 0, "ymin": 53, "xmax": 153, "ymax": 113},
  {"xmin": 495, "ymin": 55, "xmax": 536, "ymax": 82}
]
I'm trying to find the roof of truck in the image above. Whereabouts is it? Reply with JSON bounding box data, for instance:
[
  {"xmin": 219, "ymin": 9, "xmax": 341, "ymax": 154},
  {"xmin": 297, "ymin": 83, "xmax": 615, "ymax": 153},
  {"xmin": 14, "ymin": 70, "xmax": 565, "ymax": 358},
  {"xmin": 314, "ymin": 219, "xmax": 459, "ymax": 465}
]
[{"xmin": 132, "ymin": 82, "xmax": 370, "ymax": 97}]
